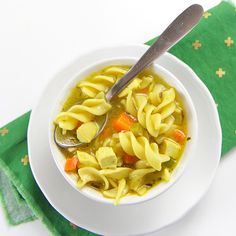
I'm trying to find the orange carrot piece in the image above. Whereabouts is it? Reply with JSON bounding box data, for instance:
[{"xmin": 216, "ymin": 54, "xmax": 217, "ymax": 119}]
[
  {"xmin": 123, "ymin": 154, "xmax": 139, "ymax": 165},
  {"xmin": 77, "ymin": 121, "xmax": 82, "ymax": 128},
  {"xmin": 64, "ymin": 156, "xmax": 78, "ymax": 172},
  {"xmin": 100, "ymin": 127, "xmax": 111, "ymax": 140},
  {"xmin": 112, "ymin": 112, "xmax": 136, "ymax": 132},
  {"xmin": 173, "ymin": 129, "xmax": 186, "ymax": 143},
  {"xmin": 137, "ymin": 87, "xmax": 149, "ymax": 94}
]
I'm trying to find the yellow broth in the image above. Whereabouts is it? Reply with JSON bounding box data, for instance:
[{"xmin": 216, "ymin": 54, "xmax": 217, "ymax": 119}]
[{"xmin": 56, "ymin": 65, "xmax": 188, "ymax": 202}]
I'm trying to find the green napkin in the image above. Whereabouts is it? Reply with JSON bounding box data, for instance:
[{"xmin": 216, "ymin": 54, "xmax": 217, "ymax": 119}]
[
  {"xmin": 0, "ymin": 112, "xmax": 95, "ymax": 235},
  {"xmin": 0, "ymin": 1, "xmax": 236, "ymax": 235}
]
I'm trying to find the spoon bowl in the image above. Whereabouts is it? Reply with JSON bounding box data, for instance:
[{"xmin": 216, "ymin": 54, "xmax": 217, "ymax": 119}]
[{"xmin": 54, "ymin": 114, "xmax": 108, "ymax": 148}]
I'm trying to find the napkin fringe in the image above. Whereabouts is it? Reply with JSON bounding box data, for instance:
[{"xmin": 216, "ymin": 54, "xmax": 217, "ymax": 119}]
[
  {"xmin": 0, "ymin": 192, "xmax": 35, "ymax": 225},
  {"xmin": 0, "ymin": 172, "xmax": 36, "ymax": 225},
  {"xmin": 0, "ymin": 157, "xmax": 60, "ymax": 235}
]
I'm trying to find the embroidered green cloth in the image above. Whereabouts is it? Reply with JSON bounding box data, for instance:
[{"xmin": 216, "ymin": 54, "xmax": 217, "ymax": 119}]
[{"xmin": 0, "ymin": 1, "xmax": 235, "ymax": 235}]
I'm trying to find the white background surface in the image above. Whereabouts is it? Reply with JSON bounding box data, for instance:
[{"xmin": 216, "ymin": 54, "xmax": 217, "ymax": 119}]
[{"xmin": 0, "ymin": 0, "xmax": 235, "ymax": 235}]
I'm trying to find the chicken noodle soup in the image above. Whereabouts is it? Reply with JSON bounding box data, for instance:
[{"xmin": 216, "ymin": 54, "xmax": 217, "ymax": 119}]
[{"xmin": 54, "ymin": 65, "xmax": 188, "ymax": 205}]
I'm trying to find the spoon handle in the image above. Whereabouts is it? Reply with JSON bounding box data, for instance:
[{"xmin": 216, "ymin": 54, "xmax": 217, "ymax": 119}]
[{"xmin": 106, "ymin": 4, "xmax": 203, "ymax": 101}]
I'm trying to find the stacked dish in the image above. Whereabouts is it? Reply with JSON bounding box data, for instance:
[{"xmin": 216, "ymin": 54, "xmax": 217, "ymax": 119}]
[{"xmin": 28, "ymin": 45, "xmax": 221, "ymax": 235}]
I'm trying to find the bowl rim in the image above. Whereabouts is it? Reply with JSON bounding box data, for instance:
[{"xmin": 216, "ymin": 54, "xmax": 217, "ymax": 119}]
[{"xmin": 48, "ymin": 50, "xmax": 198, "ymax": 205}]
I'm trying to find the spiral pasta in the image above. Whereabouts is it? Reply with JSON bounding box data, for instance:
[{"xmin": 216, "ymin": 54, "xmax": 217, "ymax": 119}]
[
  {"xmin": 138, "ymin": 75, "xmax": 153, "ymax": 90},
  {"xmin": 104, "ymin": 66, "xmax": 128, "ymax": 76},
  {"xmin": 119, "ymin": 131, "xmax": 170, "ymax": 171},
  {"xmin": 102, "ymin": 178, "xmax": 128, "ymax": 205},
  {"xmin": 124, "ymin": 88, "xmax": 176, "ymax": 137},
  {"xmin": 144, "ymin": 167, "xmax": 171, "ymax": 185},
  {"xmin": 77, "ymin": 66, "xmax": 128, "ymax": 98},
  {"xmin": 118, "ymin": 78, "xmax": 142, "ymax": 97},
  {"xmin": 128, "ymin": 168, "xmax": 155, "ymax": 194},
  {"xmin": 78, "ymin": 75, "xmax": 115, "ymax": 98},
  {"xmin": 77, "ymin": 151, "xmax": 99, "ymax": 169},
  {"xmin": 77, "ymin": 167, "xmax": 109, "ymax": 190},
  {"xmin": 148, "ymin": 83, "xmax": 166, "ymax": 106},
  {"xmin": 55, "ymin": 92, "xmax": 111, "ymax": 130},
  {"xmin": 155, "ymin": 88, "xmax": 175, "ymax": 111},
  {"xmin": 100, "ymin": 167, "xmax": 132, "ymax": 180}
]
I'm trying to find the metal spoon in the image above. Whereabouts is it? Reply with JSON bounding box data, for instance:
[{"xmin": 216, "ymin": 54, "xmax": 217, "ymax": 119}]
[{"xmin": 55, "ymin": 4, "xmax": 203, "ymax": 148}]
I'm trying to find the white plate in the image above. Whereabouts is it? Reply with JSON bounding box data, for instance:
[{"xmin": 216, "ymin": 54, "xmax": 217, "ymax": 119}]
[{"xmin": 28, "ymin": 45, "xmax": 221, "ymax": 236}]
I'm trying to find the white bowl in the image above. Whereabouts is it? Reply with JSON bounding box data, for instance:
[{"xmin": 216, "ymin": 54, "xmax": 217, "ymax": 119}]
[{"xmin": 49, "ymin": 47, "xmax": 198, "ymax": 205}]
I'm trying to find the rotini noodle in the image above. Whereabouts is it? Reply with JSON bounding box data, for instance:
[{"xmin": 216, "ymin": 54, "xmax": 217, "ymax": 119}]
[
  {"xmin": 55, "ymin": 92, "xmax": 111, "ymax": 130},
  {"xmin": 128, "ymin": 168, "xmax": 155, "ymax": 194},
  {"xmin": 77, "ymin": 167, "xmax": 109, "ymax": 190},
  {"xmin": 78, "ymin": 75, "xmax": 115, "ymax": 98},
  {"xmin": 119, "ymin": 131, "xmax": 170, "ymax": 171},
  {"xmin": 124, "ymin": 91, "xmax": 176, "ymax": 137}
]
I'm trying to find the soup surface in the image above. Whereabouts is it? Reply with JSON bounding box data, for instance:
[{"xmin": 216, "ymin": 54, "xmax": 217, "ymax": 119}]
[{"xmin": 54, "ymin": 65, "xmax": 188, "ymax": 204}]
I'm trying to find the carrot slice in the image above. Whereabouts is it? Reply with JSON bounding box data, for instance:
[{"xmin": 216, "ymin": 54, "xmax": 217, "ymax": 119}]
[
  {"xmin": 77, "ymin": 121, "xmax": 82, "ymax": 128},
  {"xmin": 100, "ymin": 127, "xmax": 111, "ymax": 140},
  {"xmin": 137, "ymin": 87, "xmax": 149, "ymax": 94},
  {"xmin": 123, "ymin": 154, "xmax": 139, "ymax": 165},
  {"xmin": 173, "ymin": 129, "xmax": 186, "ymax": 143},
  {"xmin": 64, "ymin": 156, "xmax": 78, "ymax": 172},
  {"xmin": 112, "ymin": 112, "xmax": 136, "ymax": 132}
]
